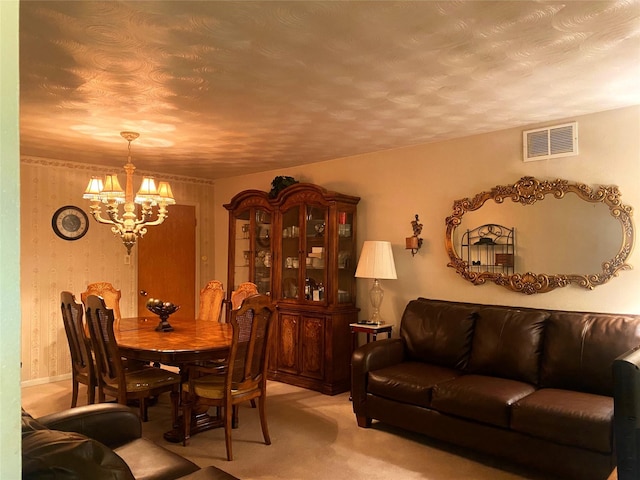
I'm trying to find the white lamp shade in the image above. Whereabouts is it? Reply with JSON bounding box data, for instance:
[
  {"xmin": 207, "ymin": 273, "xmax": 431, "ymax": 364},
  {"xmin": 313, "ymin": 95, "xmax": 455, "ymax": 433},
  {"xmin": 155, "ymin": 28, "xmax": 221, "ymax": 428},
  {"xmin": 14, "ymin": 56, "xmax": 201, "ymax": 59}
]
[
  {"xmin": 101, "ymin": 174, "xmax": 125, "ymax": 203},
  {"xmin": 355, "ymin": 241, "xmax": 397, "ymax": 279},
  {"xmin": 156, "ymin": 181, "xmax": 176, "ymax": 205},
  {"xmin": 135, "ymin": 176, "xmax": 158, "ymax": 204},
  {"xmin": 82, "ymin": 176, "xmax": 104, "ymax": 200}
]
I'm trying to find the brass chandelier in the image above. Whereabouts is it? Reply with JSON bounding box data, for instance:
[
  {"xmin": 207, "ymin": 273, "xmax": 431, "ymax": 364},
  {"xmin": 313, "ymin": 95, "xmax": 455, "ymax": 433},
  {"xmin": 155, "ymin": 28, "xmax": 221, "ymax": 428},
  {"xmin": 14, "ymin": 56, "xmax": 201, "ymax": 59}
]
[{"xmin": 83, "ymin": 131, "xmax": 175, "ymax": 254}]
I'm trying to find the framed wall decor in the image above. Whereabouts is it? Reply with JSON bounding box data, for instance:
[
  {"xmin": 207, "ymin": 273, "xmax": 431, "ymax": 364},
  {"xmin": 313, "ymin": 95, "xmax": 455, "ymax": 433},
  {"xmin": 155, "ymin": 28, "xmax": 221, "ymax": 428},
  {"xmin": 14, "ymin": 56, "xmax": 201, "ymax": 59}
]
[{"xmin": 445, "ymin": 176, "xmax": 634, "ymax": 294}]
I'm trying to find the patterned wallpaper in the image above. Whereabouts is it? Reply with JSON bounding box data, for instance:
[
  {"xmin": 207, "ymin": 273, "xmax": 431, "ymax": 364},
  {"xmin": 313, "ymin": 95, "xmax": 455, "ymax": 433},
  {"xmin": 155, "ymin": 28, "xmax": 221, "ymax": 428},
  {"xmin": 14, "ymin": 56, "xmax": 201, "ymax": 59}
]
[{"xmin": 20, "ymin": 158, "xmax": 216, "ymax": 383}]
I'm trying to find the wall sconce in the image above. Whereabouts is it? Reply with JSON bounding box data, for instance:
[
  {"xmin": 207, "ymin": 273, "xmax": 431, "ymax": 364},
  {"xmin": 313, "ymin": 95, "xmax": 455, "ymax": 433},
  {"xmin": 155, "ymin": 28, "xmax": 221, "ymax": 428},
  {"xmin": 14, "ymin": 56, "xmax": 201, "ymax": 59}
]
[{"xmin": 405, "ymin": 214, "xmax": 423, "ymax": 256}]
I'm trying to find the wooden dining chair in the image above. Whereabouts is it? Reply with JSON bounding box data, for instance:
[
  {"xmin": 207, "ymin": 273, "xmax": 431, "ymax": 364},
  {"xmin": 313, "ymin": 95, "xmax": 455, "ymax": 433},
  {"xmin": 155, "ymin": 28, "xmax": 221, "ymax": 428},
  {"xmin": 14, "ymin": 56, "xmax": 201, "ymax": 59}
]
[
  {"xmin": 81, "ymin": 281, "xmax": 151, "ymax": 368},
  {"xmin": 230, "ymin": 282, "xmax": 259, "ymax": 310},
  {"xmin": 181, "ymin": 294, "xmax": 276, "ymax": 460},
  {"xmin": 84, "ymin": 294, "xmax": 180, "ymax": 422},
  {"xmin": 228, "ymin": 282, "xmax": 262, "ymax": 409},
  {"xmin": 197, "ymin": 280, "xmax": 226, "ymax": 322},
  {"xmin": 81, "ymin": 282, "xmax": 122, "ymax": 322},
  {"xmin": 60, "ymin": 291, "xmax": 96, "ymax": 407}
]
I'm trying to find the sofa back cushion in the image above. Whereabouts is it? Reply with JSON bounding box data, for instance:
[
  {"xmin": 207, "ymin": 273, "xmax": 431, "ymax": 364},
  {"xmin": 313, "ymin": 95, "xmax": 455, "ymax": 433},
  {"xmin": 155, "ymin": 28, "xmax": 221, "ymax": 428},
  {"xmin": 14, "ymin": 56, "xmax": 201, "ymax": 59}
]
[
  {"xmin": 400, "ymin": 298, "xmax": 476, "ymax": 369},
  {"xmin": 540, "ymin": 311, "xmax": 640, "ymax": 396},
  {"xmin": 22, "ymin": 428, "xmax": 135, "ymax": 480},
  {"xmin": 467, "ymin": 306, "xmax": 548, "ymax": 385}
]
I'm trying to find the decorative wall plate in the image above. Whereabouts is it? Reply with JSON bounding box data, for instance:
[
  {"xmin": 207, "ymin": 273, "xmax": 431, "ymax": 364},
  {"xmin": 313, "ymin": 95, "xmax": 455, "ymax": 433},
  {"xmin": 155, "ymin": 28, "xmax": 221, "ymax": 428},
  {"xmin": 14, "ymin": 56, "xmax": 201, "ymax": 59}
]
[{"xmin": 52, "ymin": 205, "xmax": 89, "ymax": 241}]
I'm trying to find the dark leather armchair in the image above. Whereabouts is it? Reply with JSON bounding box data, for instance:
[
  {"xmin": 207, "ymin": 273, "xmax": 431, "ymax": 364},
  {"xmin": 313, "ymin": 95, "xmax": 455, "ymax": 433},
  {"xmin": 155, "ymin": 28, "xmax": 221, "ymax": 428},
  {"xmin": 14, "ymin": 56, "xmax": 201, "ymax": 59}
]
[{"xmin": 22, "ymin": 403, "xmax": 239, "ymax": 480}]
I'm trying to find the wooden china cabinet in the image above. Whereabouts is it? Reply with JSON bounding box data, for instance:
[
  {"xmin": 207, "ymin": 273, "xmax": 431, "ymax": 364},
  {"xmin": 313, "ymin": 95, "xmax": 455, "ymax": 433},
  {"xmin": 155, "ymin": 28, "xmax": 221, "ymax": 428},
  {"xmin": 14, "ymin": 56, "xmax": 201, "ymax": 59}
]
[{"xmin": 224, "ymin": 183, "xmax": 360, "ymax": 395}]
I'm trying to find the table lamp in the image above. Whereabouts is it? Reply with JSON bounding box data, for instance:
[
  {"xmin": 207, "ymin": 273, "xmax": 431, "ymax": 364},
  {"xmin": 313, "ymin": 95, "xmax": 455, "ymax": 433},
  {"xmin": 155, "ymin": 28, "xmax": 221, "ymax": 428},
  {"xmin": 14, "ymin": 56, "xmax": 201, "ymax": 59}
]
[{"xmin": 355, "ymin": 241, "xmax": 397, "ymax": 324}]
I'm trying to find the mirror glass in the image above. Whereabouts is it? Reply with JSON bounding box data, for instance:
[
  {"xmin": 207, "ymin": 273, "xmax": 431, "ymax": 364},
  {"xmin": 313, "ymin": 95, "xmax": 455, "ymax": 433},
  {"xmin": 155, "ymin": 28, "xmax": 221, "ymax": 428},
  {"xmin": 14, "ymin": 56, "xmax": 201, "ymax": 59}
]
[
  {"xmin": 455, "ymin": 195, "xmax": 622, "ymax": 273},
  {"xmin": 445, "ymin": 177, "xmax": 634, "ymax": 294}
]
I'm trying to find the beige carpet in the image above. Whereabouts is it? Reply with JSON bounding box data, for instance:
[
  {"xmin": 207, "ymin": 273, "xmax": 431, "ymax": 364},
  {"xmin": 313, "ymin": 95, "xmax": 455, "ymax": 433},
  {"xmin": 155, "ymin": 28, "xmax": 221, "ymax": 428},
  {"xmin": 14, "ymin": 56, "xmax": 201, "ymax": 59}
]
[{"xmin": 22, "ymin": 380, "xmax": 552, "ymax": 480}]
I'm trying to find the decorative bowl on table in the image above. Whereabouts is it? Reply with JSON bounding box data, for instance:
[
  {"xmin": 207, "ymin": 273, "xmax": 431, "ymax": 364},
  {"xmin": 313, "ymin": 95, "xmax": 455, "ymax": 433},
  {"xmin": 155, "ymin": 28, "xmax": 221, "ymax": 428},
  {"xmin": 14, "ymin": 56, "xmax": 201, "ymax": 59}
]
[{"xmin": 145, "ymin": 298, "xmax": 180, "ymax": 332}]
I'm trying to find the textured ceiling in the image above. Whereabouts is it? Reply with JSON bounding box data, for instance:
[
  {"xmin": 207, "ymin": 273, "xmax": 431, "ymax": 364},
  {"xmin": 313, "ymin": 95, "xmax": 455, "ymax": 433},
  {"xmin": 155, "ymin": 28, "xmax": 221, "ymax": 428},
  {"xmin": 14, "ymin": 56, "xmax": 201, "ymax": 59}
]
[{"xmin": 19, "ymin": 1, "xmax": 640, "ymax": 180}]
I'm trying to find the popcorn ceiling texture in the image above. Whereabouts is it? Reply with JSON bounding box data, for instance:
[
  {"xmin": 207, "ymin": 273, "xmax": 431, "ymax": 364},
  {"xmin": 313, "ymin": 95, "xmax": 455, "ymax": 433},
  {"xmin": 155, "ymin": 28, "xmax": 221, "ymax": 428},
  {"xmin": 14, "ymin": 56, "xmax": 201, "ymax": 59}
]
[{"xmin": 19, "ymin": 1, "xmax": 640, "ymax": 180}]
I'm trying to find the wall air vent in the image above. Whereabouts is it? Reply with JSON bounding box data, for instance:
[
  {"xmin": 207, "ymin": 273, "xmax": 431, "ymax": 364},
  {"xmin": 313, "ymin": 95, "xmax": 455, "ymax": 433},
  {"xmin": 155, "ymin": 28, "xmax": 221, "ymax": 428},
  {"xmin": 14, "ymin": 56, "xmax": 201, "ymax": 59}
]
[{"xmin": 523, "ymin": 122, "xmax": 578, "ymax": 162}]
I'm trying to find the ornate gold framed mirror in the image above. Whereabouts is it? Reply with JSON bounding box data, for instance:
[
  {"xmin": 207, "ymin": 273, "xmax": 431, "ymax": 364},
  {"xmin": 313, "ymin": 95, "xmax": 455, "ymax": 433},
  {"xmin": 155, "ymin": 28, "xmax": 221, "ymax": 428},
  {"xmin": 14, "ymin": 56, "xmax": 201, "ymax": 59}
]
[{"xmin": 445, "ymin": 176, "xmax": 634, "ymax": 294}]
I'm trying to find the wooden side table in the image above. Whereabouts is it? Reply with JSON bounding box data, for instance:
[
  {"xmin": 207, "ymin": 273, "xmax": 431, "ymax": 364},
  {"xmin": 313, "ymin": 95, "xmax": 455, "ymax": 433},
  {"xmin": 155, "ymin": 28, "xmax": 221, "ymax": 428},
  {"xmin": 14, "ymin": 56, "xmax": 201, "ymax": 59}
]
[
  {"xmin": 350, "ymin": 323, "xmax": 393, "ymax": 351},
  {"xmin": 349, "ymin": 323, "xmax": 393, "ymax": 401}
]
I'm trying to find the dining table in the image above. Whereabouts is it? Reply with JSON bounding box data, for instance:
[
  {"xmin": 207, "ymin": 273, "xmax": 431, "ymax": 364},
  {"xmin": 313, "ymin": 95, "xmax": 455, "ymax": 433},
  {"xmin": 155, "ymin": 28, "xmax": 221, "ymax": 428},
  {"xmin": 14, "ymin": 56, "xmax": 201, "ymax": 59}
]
[
  {"xmin": 116, "ymin": 316, "xmax": 232, "ymax": 365},
  {"xmin": 115, "ymin": 315, "xmax": 233, "ymax": 442}
]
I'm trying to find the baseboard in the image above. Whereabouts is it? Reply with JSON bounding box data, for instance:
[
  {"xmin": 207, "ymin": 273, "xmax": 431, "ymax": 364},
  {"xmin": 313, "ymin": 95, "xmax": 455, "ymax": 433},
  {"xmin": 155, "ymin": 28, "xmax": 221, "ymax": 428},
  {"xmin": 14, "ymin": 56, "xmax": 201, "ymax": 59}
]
[{"xmin": 21, "ymin": 373, "xmax": 71, "ymax": 388}]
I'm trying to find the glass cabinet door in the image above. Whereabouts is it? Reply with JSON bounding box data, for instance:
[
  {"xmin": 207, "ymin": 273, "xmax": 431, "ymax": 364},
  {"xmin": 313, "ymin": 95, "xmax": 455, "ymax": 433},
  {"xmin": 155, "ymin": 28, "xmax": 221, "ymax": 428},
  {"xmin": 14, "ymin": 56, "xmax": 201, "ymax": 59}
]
[
  {"xmin": 253, "ymin": 208, "xmax": 272, "ymax": 295},
  {"xmin": 303, "ymin": 205, "xmax": 328, "ymax": 303},
  {"xmin": 336, "ymin": 209, "xmax": 356, "ymax": 304},
  {"xmin": 280, "ymin": 205, "xmax": 301, "ymax": 300},
  {"xmin": 232, "ymin": 207, "xmax": 272, "ymax": 295},
  {"xmin": 232, "ymin": 210, "xmax": 251, "ymax": 289},
  {"xmin": 279, "ymin": 204, "xmax": 329, "ymax": 303}
]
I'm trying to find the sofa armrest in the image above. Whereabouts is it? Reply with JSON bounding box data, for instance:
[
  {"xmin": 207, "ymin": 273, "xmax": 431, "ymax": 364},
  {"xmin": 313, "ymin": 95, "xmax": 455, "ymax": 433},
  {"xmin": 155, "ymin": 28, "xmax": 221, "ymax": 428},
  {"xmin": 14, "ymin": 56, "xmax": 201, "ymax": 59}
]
[
  {"xmin": 352, "ymin": 337, "xmax": 405, "ymax": 374},
  {"xmin": 613, "ymin": 345, "xmax": 640, "ymax": 480},
  {"xmin": 351, "ymin": 338, "xmax": 405, "ymax": 414},
  {"xmin": 36, "ymin": 403, "xmax": 141, "ymax": 448}
]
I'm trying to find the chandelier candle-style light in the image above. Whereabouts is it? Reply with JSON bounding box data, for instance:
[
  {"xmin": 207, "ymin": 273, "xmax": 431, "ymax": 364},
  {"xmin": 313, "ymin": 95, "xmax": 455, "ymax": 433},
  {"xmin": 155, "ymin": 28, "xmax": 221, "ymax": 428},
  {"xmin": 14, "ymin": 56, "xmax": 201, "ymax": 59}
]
[{"xmin": 83, "ymin": 131, "xmax": 175, "ymax": 254}]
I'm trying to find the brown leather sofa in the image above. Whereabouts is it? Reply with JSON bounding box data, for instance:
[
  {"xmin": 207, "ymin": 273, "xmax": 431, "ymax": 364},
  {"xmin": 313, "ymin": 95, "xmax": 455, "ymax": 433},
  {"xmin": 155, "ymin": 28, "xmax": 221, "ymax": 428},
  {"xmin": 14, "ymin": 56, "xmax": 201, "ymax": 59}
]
[
  {"xmin": 22, "ymin": 403, "xmax": 239, "ymax": 480},
  {"xmin": 351, "ymin": 297, "xmax": 640, "ymax": 480}
]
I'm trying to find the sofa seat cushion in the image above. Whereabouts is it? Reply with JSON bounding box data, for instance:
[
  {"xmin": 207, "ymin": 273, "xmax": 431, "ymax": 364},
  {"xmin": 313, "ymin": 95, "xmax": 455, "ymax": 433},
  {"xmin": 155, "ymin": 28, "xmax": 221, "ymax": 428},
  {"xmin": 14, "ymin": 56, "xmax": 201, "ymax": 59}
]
[
  {"xmin": 511, "ymin": 388, "xmax": 613, "ymax": 453},
  {"xmin": 431, "ymin": 374, "xmax": 536, "ymax": 428},
  {"xmin": 22, "ymin": 428, "xmax": 135, "ymax": 480},
  {"xmin": 368, "ymin": 361, "xmax": 460, "ymax": 408},
  {"xmin": 114, "ymin": 438, "xmax": 200, "ymax": 480}
]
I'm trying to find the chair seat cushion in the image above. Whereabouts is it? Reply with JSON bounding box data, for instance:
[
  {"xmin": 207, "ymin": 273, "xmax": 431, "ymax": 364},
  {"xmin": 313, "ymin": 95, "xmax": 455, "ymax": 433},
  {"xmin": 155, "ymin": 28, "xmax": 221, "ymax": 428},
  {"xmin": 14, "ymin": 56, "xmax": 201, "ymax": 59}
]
[
  {"xmin": 122, "ymin": 367, "xmax": 180, "ymax": 392},
  {"xmin": 22, "ymin": 428, "xmax": 134, "ymax": 480},
  {"xmin": 431, "ymin": 374, "xmax": 536, "ymax": 428},
  {"xmin": 367, "ymin": 361, "xmax": 460, "ymax": 408},
  {"xmin": 511, "ymin": 388, "xmax": 613, "ymax": 453},
  {"xmin": 183, "ymin": 373, "xmax": 257, "ymax": 399},
  {"xmin": 114, "ymin": 438, "xmax": 200, "ymax": 480}
]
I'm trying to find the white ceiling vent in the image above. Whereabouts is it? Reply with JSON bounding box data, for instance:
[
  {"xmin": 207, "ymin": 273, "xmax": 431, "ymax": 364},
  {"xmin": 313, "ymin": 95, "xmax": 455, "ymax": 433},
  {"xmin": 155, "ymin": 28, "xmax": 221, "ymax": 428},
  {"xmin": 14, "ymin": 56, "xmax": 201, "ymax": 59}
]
[{"xmin": 523, "ymin": 122, "xmax": 578, "ymax": 162}]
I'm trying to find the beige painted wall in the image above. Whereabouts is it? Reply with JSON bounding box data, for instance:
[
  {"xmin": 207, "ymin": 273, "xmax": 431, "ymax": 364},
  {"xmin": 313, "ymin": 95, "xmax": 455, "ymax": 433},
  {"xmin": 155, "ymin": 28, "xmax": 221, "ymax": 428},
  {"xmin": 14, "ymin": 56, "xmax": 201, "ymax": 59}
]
[
  {"xmin": 212, "ymin": 106, "xmax": 640, "ymax": 330},
  {"xmin": 20, "ymin": 159, "xmax": 217, "ymax": 383}
]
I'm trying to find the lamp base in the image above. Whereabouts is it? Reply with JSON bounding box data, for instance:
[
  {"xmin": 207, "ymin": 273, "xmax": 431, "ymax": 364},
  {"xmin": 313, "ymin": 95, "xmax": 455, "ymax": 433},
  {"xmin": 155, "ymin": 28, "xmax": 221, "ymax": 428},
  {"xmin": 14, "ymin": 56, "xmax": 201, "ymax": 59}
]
[{"xmin": 367, "ymin": 279, "xmax": 385, "ymax": 325}]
